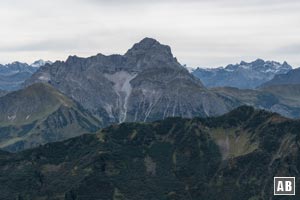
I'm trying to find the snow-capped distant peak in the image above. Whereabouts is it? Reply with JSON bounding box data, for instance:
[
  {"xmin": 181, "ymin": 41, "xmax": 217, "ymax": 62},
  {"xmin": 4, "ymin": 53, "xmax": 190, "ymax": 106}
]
[
  {"xmin": 186, "ymin": 67, "xmax": 196, "ymax": 73},
  {"xmin": 182, "ymin": 65, "xmax": 196, "ymax": 73},
  {"xmin": 191, "ymin": 59, "xmax": 293, "ymax": 89},
  {"xmin": 31, "ymin": 60, "xmax": 52, "ymax": 68}
]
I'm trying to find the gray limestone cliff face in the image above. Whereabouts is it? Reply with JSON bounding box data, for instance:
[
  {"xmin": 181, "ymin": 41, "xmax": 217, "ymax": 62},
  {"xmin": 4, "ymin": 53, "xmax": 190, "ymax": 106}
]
[{"xmin": 25, "ymin": 38, "xmax": 234, "ymax": 125}]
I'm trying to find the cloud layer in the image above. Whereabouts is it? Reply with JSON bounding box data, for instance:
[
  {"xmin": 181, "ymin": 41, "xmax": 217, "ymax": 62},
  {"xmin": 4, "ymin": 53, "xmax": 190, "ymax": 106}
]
[{"xmin": 0, "ymin": 0, "xmax": 300, "ymax": 67}]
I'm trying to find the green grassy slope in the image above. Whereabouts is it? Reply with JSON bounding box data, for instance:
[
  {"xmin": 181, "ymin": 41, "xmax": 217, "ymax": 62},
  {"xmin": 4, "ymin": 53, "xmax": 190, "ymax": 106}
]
[{"xmin": 0, "ymin": 83, "xmax": 102, "ymax": 152}]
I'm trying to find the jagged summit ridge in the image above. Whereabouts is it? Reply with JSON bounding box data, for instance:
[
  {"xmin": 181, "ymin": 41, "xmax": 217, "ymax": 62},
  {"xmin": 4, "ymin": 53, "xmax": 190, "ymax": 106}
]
[{"xmin": 25, "ymin": 38, "xmax": 231, "ymax": 125}]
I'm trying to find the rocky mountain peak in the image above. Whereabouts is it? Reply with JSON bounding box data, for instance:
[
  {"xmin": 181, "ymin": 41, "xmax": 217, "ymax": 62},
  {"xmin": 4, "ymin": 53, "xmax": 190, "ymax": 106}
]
[
  {"xmin": 282, "ymin": 61, "xmax": 292, "ymax": 70},
  {"xmin": 125, "ymin": 38, "xmax": 173, "ymax": 60},
  {"xmin": 237, "ymin": 59, "xmax": 270, "ymax": 69},
  {"xmin": 252, "ymin": 58, "xmax": 265, "ymax": 66},
  {"xmin": 24, "ymin": 38, "xmax": 228, "ymax": 125},
  {"xmin": 66, "ymin": 55, "xmax": 83, "ymax": 64},
  {"xmin": 132, "ymin": 37, "xmax": 160, "ymax": 49},
  {"xmin": 30, "ymin": 59, "xmax": 52, "ymax": 68}
]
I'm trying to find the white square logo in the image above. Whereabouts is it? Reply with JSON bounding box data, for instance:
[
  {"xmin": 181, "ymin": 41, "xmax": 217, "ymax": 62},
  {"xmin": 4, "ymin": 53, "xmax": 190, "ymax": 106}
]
[{"xmin": 274, "ymin": 177, "xmax": 295, "ymax": 195}]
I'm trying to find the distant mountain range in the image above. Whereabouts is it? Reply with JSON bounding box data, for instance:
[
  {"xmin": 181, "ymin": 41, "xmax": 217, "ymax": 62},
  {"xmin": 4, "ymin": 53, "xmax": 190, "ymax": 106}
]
[
  {"xmin": 213, "ymin": 84, "xmax": 300, "ymax": 119},
  {"xmin": 192, "ymin": 59, "xmax": 292, "ymax": 89},
  {"xmin": 0, "ymin": 60, "xmax": 52, "ymax": 91},
  {"xmin": 261, "ymin": 67, "xmax": 300, "ymax": 87},
  {"xmin": 0, "ymin": 38, "xmax": 298, "ymax": 152},
  {"xmin": 0, "ymin": 38, "xmax": 300, "ymax": 199},
  {"xmin": 0, "ymin": 106, "xmax": 299, "ymax": 199}
]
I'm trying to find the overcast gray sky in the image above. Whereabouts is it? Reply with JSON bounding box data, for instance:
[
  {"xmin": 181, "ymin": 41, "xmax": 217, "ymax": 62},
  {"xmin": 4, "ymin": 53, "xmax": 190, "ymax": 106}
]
[{"xmin": 0, "ymin": 0, "xmax": 300, "ymax": 68}]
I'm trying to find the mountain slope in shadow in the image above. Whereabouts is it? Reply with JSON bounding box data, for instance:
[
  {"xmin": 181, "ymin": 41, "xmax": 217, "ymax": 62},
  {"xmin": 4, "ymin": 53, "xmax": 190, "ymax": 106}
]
[{"xmin": 0, "ymin": 106, "xmax": 299, "ymax": 199}]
